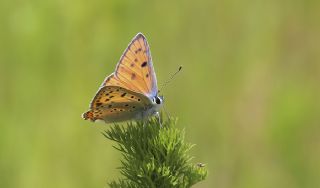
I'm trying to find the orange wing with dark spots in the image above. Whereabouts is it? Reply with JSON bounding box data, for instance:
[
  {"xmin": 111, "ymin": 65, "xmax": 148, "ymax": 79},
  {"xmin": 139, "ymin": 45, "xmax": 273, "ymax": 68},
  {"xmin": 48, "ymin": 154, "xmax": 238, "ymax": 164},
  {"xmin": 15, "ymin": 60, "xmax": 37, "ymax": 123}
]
[
  {"xmin": 83, "ymin": 86, "xmax": 151, "ymax": 122},
  {"xmin": 101, "ymin": 33, "xmax": 158, "ymax": 97},
  {"xmin": 83, "ymin": 33, "xmax": 159, "ymax": 123}
]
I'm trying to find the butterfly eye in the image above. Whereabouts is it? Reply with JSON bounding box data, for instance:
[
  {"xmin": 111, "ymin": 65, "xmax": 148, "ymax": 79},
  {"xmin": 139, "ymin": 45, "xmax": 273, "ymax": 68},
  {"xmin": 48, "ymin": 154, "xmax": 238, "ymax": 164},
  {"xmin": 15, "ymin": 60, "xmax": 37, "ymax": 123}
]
[{"xmin": 155, "ymin": 96, "xmax": 161, "ymax": 104}]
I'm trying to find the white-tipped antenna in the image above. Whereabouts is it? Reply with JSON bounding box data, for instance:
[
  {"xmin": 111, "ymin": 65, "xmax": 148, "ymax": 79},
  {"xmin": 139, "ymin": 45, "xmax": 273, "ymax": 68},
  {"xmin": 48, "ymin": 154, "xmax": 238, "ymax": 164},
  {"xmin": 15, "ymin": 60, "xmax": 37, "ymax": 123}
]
[{"xmin": 158, "ymin": 66, "xmax": 182, "ymax": 93}]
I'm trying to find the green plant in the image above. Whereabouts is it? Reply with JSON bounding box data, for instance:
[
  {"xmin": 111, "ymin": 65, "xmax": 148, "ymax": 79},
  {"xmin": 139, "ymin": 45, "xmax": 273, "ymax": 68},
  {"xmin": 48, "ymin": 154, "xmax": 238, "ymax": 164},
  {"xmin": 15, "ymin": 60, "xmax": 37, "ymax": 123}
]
[{"xmin": 103, "ymin": 117, "xmax": 207, "ymax": 188}]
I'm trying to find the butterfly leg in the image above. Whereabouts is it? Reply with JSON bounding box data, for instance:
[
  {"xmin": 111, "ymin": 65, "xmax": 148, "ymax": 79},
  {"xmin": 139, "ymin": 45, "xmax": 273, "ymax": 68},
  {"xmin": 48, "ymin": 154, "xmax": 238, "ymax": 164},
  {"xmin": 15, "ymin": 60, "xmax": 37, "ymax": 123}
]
[{"xmin": 155, "ymin": 112, "xmax": 162, "ymax": 128}]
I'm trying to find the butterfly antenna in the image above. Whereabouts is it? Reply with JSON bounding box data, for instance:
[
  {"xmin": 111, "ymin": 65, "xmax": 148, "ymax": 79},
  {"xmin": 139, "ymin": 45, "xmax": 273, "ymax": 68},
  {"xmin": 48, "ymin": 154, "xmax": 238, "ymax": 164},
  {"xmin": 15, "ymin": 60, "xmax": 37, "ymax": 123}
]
[{"xmin": 159, "ymin": 66, "xmax": 182, "ymax": 93}]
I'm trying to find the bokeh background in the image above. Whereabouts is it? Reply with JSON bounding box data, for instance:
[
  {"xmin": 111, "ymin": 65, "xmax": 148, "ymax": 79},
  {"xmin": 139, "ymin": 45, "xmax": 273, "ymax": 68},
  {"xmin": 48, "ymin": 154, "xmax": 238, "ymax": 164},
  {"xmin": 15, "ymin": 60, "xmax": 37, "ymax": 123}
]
[{"xmin": 1, "ymin": 0, "xmax": 320, "ymax": 187}]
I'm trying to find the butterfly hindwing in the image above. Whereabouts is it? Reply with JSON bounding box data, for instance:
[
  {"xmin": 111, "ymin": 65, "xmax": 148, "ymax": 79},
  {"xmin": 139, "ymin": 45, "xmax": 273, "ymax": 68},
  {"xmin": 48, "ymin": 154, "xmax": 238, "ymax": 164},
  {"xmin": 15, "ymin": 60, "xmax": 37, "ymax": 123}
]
[
  {"xmin": 101, "ymin": 33, "xmax": 158, "ymax": 97},
  {"xmin": 83, "ymin": 86, "xmax": 152, "ymax": 122}
]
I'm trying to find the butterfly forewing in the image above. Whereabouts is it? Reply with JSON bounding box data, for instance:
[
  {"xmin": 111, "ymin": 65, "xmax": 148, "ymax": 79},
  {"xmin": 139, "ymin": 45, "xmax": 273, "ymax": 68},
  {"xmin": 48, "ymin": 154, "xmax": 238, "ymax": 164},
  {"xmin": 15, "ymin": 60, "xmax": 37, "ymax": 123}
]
[
  {"xmin": 101, "ymin": 33, "xmax": 158, "ymax": 97},
  {"xmin": 83, "ymin": 86, "xmax": 152, "ymax": 122}
]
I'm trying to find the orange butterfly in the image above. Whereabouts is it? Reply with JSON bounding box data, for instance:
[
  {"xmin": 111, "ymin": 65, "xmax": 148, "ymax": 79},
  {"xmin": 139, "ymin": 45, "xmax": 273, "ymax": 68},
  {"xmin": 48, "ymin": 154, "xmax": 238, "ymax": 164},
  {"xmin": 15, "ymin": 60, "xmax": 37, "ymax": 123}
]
[{"xmin": 82, "ymin": 33, "xmax": 163, "ymax": 123}]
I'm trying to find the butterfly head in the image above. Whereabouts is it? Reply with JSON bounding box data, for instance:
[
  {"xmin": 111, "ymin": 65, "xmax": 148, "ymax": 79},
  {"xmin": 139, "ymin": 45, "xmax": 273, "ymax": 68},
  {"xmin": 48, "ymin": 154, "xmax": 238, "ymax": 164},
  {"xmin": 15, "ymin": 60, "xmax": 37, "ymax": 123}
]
[{"xmin": 152, "ymin": 95, "xmax": 164, "ymax": 106}]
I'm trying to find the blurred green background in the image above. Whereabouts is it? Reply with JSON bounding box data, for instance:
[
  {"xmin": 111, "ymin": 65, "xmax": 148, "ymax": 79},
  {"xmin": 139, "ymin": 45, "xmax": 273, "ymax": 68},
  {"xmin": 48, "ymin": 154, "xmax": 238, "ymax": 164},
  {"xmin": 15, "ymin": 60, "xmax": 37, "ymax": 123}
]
[{"xmin": 1, "ymin": 0, "xmax": 320, "ymax": 187}]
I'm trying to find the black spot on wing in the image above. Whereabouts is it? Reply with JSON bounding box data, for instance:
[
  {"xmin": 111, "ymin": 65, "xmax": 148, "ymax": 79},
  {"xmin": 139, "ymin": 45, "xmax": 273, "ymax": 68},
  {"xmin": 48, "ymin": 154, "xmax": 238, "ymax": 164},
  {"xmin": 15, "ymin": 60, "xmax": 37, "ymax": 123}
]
[
  {"xmin": 121, "ymin": 93, "xmax": 127, "ymax": 97},
  {"xmin": 135, "ymin": 48, "xmax": 142, "ymax": 54},
  {"xmin": 141, "ymin": 61, "xmax": 147, "ymax": 67},
  {"xmin": 131, "ymin": 73, "xmax": 136, "ymax": 80}
]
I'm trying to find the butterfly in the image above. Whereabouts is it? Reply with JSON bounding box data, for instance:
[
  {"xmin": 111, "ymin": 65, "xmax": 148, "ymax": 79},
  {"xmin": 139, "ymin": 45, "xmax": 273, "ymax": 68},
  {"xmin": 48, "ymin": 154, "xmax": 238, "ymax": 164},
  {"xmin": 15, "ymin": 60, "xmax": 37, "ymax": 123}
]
[{"xmin": 82, "ymin": 33, "xmax": 163, "ymax": 123}]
